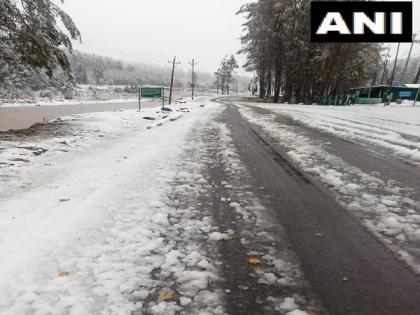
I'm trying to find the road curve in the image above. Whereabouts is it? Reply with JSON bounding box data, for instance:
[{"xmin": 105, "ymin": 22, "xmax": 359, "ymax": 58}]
[{"xmin": 215, "ymin": 97, "xmax": 420, "ymax": 315}]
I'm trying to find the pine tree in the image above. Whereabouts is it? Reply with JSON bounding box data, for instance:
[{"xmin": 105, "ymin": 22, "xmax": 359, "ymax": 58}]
[
  {"xmin": 215, "ymin": 55, "xmax": 239, "ymax": 95},
  {"xmin": 0, "ymin": 0, "xmax": 81, "ymax": 78},
  {"xmin": 237, "ymin": 0, "xmax": 381, "ymax": 104}
]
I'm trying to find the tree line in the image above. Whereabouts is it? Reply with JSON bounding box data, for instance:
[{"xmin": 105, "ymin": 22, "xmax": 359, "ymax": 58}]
[
  {"xmin": 237, "ymin": 0, "xmax": 382, "ymax": 104},
  {"xmin": 214, "ymin": 55, "xmax": 239, "ymax": 95},
  {"xmin": 0, "ymin": 1, "xmax": 219, "ymax": 100}
]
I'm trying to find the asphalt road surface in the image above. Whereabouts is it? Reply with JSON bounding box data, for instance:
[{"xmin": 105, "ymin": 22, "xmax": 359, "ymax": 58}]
[{"xmin": 214, "ymin": 96, "xmax": 420, "ymax": 315}]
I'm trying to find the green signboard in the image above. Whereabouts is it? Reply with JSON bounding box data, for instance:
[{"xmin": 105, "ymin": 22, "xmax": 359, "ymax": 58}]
[
  {"xmin": 139, "ymin": 87, "xmax": 165, "ymax": 111},
  {"xmin": 140, "ymin": 87, "xmax": 163, "ymax": 98}
]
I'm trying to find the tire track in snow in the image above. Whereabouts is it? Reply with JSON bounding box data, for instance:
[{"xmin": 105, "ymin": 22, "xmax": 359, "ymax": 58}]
[{"xmin": 194, "ymin": 117, "xmax": 324, "ymax": 315}]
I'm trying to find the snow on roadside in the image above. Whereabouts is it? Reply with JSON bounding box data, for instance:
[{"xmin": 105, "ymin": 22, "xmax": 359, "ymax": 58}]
[
  {"xmin": 0, "ymin": 97, "xmax": 140, "ymax": 108},
  {"xmin": 246, "ymin": 103, "xmax": 420, "ymax": 164},
  {"xmin": 0, "ymin": 84, "xmax": 139, "ymax": 108},
  {"xmin": 237, "ymin": 105, "xmax": 420, "ymax": 274},
  {"xmin": 0, "ymin": 106, "xmax": 187, "ymax": 201},
  {"xmin": 0, "ymin": 101, "xmax": 225, "ymax": 314}
]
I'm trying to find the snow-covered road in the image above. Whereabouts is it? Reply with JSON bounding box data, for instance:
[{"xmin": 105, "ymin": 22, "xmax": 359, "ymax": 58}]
[
  {"xmin": 0, "ymin": 99, "xmax": 318, "ymax": 314},
  {"xmin": 231, "ymin": 99, "xmax": 420, "ymax": 274},
  {"xmin": 216, "ymin": 97, "xmax": 420, "ymax": 314},
  {"xmin": 3, "ymin": 96, "xmax": 420, "ymax": 315}
]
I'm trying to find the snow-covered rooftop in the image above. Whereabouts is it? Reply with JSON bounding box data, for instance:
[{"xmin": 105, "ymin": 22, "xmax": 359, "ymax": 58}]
[{"xmin": 404, "ymin": 84, "xmax": 420, "ymax": 89}]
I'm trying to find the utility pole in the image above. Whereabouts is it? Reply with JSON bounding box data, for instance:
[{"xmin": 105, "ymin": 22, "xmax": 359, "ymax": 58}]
[
  {"xmin": 413, "ymin": 85, "xmax": 420, "ymax": 106},
  {"xmin": 188, "ymin": 59, "xmax": 198, "ymax": 100},
  {"xmin": 259, "ymin": 45, "xmax": 264, "ymax": 98},
  {"xmin": 414, "ymin": 66, "xmax": 420, "ymax": 84},
  {"xmin": 380, "ymin": 60, "xmax": 389, "ymax": 85},
  {"xmin": 413, "ymin": 66, "xmax": 420, "ymax": 106},
  {"xmin": 168, "ymin": 56, "xmax": 181, "ymax": 105},
  {"xmin": 402, "ymin": 34, "xmax": 417, "ymax": 83},
  {"xmin": 380, "ymin": 47, "xmax": 391, "ymax": 85},
  {"xmin": 217, "ymin": 73, "xmax": 219, "ymax": 95},
  {"xmin": 216, "ymin": 71, "xmax": 220, "ymax": 95},
  {"xmin": 389, "ymin": 42, "xmax": 400, "ymax": 86}
]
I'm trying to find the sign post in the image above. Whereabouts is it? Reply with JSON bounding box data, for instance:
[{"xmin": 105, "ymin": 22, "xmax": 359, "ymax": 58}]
[{"xmin": 139, "ymin": 87, "xmax": 165, "ymax": 111}]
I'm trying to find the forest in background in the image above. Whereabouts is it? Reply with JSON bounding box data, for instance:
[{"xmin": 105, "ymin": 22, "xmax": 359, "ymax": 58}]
[
  {"xmin": 2, "ymin": 0, "xmax": 418, "ymax": 104},
  {"xmin": 237, "ymin": 0, "xmax": 420, "ymax": 104},
  {"xmin": 0, "ymin": 50, "xmax": 222, "ymax": 101}
]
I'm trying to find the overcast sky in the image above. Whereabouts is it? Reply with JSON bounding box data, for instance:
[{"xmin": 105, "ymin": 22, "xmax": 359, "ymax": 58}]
[
  {"xmin": 62, "ymin": 0, "xmax": 251, "ymax": 75},
  {"xmin": 63, "ymin": 0, "xmax": 420, "ymax": 75}
]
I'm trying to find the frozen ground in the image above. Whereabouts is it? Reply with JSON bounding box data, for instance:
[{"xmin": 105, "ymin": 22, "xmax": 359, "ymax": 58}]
[
  {"xmin": 0, "ymin": 99, "xmax": 318, "ymax": 314},
  {"xmin": 236, "ymin": 103, "xmax": 420, "ymax": 274}
]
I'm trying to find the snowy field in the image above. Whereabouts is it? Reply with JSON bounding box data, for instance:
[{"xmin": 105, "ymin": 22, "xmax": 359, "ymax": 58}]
[
  {"xmin": 0, "ymin": 85, "xmax": 210, "ymax": 108},
  {"xmin": 237, "ymin": 103, "xmax": 420, "ymax": 274},
  {"xmin": 0, "ymin": 99, "xmax": 317, "ymax": 314},
  {"xmin": 0, "ymin": 97, "xmax": 139, "ymax": 108},
  {"xmin": 0, "ymin": 85, "xmax": 138, "ymax": 108},
  {"xmin": 255, "ymin": 103, "xmax": 420, "ymax": 164}
]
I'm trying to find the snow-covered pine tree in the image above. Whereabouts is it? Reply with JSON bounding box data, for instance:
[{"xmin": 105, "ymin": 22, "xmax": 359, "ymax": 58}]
[
  {"xmin": 215, "ymin": 55, "xmax": 239, "ymax": 95},
  {"xmin": 0, "ymin": 0, "xmax": 81, "ymax": 99}
]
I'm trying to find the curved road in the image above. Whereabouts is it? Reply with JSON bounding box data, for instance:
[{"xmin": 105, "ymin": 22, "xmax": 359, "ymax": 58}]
[{"xmin": 215, "ymin": 96, "xmax": 420, "ymax": 315}]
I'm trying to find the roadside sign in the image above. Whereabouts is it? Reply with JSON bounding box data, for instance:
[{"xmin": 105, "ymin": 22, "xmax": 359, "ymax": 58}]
[
  {"xmin": 141, "ymin": 87, "xmax": 163, "ymax": 98},
  {"xmin": 139, "ymin": 86, "xmax": 165, "ymax": 111}
]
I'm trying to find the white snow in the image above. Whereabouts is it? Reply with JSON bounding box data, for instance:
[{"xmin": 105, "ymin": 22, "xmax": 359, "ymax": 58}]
[
  {"xmin": 0, "ymin": 97, "xmax": 324, "ymax": 314},
  {"xmin": 0, "ymin": 96, "xmax": 140, "ymax": 108},
  {"xmin": 280, "ymin": 297, "xmax": 299, "ymax": 311},
  {"xmin": 0, "ymin": 100, "xmax": 224, "ymax": 314},
  {"xmin": 241, "ymin": 102, "xmax": 420, "ymax": 164},
  {"xmin": 208, "ymin": 232, "xmax": 228, "ymax": 241}
]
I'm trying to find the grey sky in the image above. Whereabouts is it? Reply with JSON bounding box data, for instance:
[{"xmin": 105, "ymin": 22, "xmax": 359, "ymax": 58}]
[
  {"xmin": 62, "ymin": 0, "xmax": 251, "ymax": 75},
  {"xmin": 62, "ymin": 0, "xmax": 420, "ymax": 75},
  {"xmin": 386, "ymin": 0, "xmax": 420, "ymax": 60}
]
